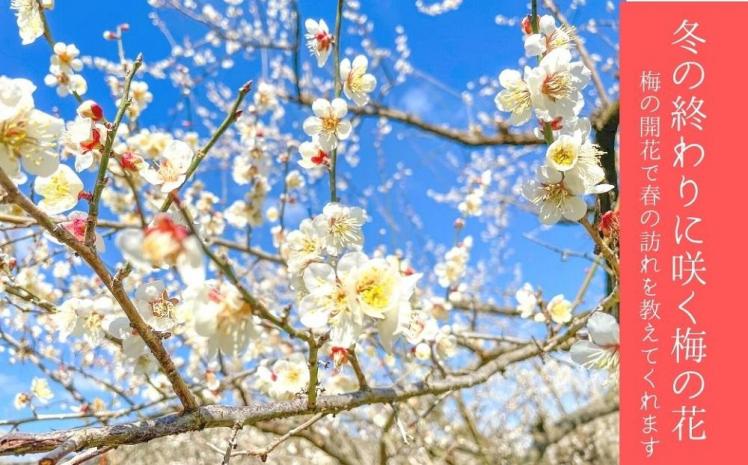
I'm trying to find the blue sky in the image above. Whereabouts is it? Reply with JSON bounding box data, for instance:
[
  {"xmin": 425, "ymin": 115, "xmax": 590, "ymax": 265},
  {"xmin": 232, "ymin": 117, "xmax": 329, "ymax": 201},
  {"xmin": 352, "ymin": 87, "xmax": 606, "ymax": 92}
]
[{"xmin": 0, "ymin": 0, "xmax": 618, "ymax": 428}]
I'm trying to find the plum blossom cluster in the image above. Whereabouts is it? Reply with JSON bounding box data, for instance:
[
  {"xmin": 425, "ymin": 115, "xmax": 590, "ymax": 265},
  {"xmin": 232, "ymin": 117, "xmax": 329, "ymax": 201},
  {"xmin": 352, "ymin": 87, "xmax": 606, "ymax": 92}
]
[
  {"xmin": 13, "ymin": 378, "xmax": 53, "ymax": 410},
  {"xmin": 458, "ymin": 170, "xmax": 492, "ymax": 217},
  {"xmin": 515, "ymin": 282, "xmax": 573, "ymax": 325},
  {"xmin": 495, "ymin": 16, "xmax": 612, "ymax": 225},
  {"xmin": 284, "ymin": 203, "xmax": 421, "ymax": 351},
  {"xmin": 44, "ymin": 42, "xmax": 87, "ymax": 97},
  {"xmin": 434, "ymin": 236, "xmax": 473, "ymax": 290}
]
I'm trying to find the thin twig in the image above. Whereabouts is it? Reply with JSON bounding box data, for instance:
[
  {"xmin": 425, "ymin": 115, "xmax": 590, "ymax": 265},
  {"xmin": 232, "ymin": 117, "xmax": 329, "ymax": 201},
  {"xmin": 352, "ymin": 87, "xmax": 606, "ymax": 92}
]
[{"xmin": 84, "ymin": 54, "xmax": 143, "ymax": 248}]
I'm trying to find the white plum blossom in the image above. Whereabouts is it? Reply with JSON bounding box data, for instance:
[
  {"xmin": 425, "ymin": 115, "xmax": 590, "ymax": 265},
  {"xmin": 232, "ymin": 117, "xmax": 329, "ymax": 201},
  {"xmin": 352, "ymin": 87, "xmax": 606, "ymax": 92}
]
[
  {"xmin": 30, "ymin": 378, "xmax": 53, "ymax": 404},
  {"xmin": 259, "ymin": 354, "xmax": 310, "ymax": 400},
  {"xmin": 127, "ymin": 81, "xmax": 153, "ymax": 118},
  {"xmin": 298, "ymin": 262, "xmax": 363, "ymax": 348},
  {"xmin": 548, "ymin": 127, "xmax": 611, "ymax": 192},
  {"xmin": 435, "ymin": 237, "xmax": 472, "ymax": 288},
  {"xmin": 140, "ymin": 140, "xmax": 193, "ymax": 193},
  {"xmin": 522, "ymin": 165, "xmax": 587, "ymax": 225},
  {"xmin": 526, "ymin": 48, "xmax": 591, "ymax": 121},
  {"xmin": 304, "ymin": 19, "xmax": 334, "ymax": 67},
  {"xmin": 50, "ymin": 42, "xmax": 83, "ymax": 73},
  {"xmin": 134, "ymin": 280, "xmax": 179, "ymax": 332},
  {"xmin": 284, "ymin": 217, "xmax": 326, "ymax": 275},
  {"xmin": 44, "ymin": 68, "xmax": 87, "ymax": 97},
  {"xmin": 272, "ymin": 355, "xmax": 310, "ymax": 398},
  {"xmin": 494, "ymin": 68, "xmax": 532, "ymax": 125},
  {"xmin": 338, "ymin": 252, "xmax": 421, "ymax": 350},
  {"xmin": 313, "ymin": 203, "xmax": 366, "ymax": 254},
  {"xmin": 53, "ymin": 297, "xmax": 117, "ymax": 346},
  {"xmin": 571, "ymin": 312, "xmax": 620, "ymax": 371},
  {"xmin": 116, "ymin": 214, "xmax": 205, "ymax": 283},
  {"xmin": 515, "ymin": 283, "xmax": 539, "ymax": 318},
  {"xmin": 33, "ymin": 164, "xmax": 83, "ymax": 215},
  {"xmin": 536, "ymin": 294, "xmax": 572, "ymax": 324},
  {"xmin": 302, "ymin": 98, "xmax": 352, "ymax": 151},
  {"xmin": 0, "ymin": 77, "xmax": 63, "ymax": 178},
  {"xmin": 11, "ymin": 0, "xmax": 52, "ymax": 45},
  {"xmin": 253, "ymin": 81, "xmax": 280, "ymax": 115},
  {"xmin": 340, "ymin": 55, "xmax": 377, "ymax": 106},
  {"xmin": 192, "ymin": 281, "xmax": 258, "ymax": 357}
]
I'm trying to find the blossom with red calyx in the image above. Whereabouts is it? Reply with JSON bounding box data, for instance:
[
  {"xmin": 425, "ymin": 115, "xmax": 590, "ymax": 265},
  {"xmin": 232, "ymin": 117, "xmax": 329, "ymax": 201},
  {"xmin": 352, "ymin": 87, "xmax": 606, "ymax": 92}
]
[
  {"xmin": 521, "ymin": 16, "xmax": 533, "ymax": 35},
  {"xmin": 63, "ymin": 115, "xmax": 108, "ymax": 171},
  {"xmin": 77, "ymin": 100, "xmax": 104, "ymax": 121},
  {"xmin": 298, "ymin": 140, "xmax": 330, "ymax": 169},
  {"xmin": 330, "ymin": 346, "xmax": 349, "ymax": 367},
  {"xmin": 305, "ymin": 19, "xmax": 334, "ymax": 67},
  {"xmin": 60, "ymin": 211, "xmax": 104, "ymax": 250},
  {"xmin": 140, "ymin": 214, "xmax": 205, "ymax": 283},
  {"xmin": 548, "ymin": 116, "xmax": 564, "ymax": 131},
  {"xmin": 117, "ymin": 151, "xmax": 145, "ymax": 172}
]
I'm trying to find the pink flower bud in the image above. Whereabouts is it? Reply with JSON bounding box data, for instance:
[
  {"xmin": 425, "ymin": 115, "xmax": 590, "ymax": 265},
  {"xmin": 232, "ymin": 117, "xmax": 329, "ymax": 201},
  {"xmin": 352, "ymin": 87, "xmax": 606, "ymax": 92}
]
[{"xmin": 77, "ymin": 100, "xmax": 104, "ymax": 121}]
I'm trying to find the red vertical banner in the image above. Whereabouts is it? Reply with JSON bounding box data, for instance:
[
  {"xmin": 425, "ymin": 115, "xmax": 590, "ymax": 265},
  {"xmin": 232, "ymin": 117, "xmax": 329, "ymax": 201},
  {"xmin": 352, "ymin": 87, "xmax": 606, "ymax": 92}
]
[{"xmin": 621, "ymin": 2, "xmax": 748, "ymax": 463}]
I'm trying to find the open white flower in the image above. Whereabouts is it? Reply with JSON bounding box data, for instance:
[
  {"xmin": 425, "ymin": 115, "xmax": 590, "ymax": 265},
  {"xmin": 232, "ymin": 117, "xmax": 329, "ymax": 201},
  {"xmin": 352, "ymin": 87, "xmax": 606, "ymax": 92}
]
[
  {"xmin": 298, "ymin": 262, "xmax": 362, "ymax": 348},
  {"xmin": 0, "ymin": 77, "xmax": 63, "ymax": 178},
  {"xmin": 305, "ymin": 19, "xmax": 334, "ymax": 67},
  {"xmin": 140, "ymin": 140, "xmax": 193, "ymax": 193},
  {"xmin": 126, "ymin": 81, "xmax": 153, "ymax": 118},
  {"xmin": 284, "ymin": 218, "xmax": 326, "ymax": 275},
  {"xmin": 30, "ymin": 378, "xmax": 53, "ymax": 404},
  {"xmin": 11, "ymin": 0, "xmax": 48, "ymax": 45},
  {"xmin": 269, "ymin": 354, "xmax": 310, "ymax": 399},
  {"xmin": 571, "ymin": 312, "xmax": 620, "ymax": 371},
  {"xmin": 253, "ymin": 81, "xmax": 279, "ymax": 114},
  {"xmin": 522, "ymin": 165, "xmax": 587, "ymax": 225},
  {"xmin": 53, "ymin": 297, "xmax": 116, "ymax": 346},
  {"xmin": 44, "ymin": 70, "xmax": 87, "ymax": 97},
  {"xmin": 551, "ymin": 130, "xmax": 610, "ymax": 193},
  {"xmin": 134, "ymin": 280, "xmax": 179, "ymax": 332},
  {"xmin": 527, "ymin": 48, "xmax": 590, "ymax": 121},
  {"xmin": 192, "ymin": 281, "xmax": 258, "ymax": 357},
  {"xmin": 51, "ymin": 42, "xmax": 83, "ymax": 73},
  {"xmin": 495, "ymin": 68, "xmax": 533, "ymax": 125},
  {"xmin": 434, "ymin": 237, "xmax": 472, "ymax": 288},
  {"xmin": 313, "ymin": 202, "xmax": 366, "ymax": 254},
  {"xmin": 338, "ymin": 252, "xmax": 421, "ymax": 351},
  {"xmin": 225, "ymin": 199, "xmax": 263, "ymax": 229},
  {"xmin": 34, "ymin": 164, "xmax": 83, "ymax": 214},
  {"xmin": 324, "ymin": 373, "xmax": 358, "ymax": 395},
  {"xmin": 536, "ymin": 294, "xmax": 572, "ymax": 324},
  {"xmin": 341, "ymin": 55, "xmax": 377, "ymax": 106},
  {"xmin": 302, "ymin": 98, "xmax": 352, "ymax": 151},
  {"xmin": 515, "ymin": 282, "xmax": 538, "ymax": 318}
]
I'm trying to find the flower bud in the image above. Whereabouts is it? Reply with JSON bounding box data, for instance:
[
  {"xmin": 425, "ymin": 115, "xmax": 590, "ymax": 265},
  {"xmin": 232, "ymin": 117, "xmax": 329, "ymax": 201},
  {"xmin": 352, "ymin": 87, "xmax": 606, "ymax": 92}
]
[{"xmin": 77, "ymin": 100, "xmax": 103, "ymax": 121}]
